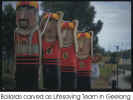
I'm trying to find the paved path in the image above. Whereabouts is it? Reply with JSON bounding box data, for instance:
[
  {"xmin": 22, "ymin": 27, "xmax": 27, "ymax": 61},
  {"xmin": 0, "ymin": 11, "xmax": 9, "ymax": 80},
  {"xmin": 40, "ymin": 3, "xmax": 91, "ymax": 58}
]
[
  {"xmin": 109, "ymin": 70, "xmax": 131, "ymax": 89},
  {"xmin": 118, "ymin": 70, "xmax": 131, "ymax": 89}
]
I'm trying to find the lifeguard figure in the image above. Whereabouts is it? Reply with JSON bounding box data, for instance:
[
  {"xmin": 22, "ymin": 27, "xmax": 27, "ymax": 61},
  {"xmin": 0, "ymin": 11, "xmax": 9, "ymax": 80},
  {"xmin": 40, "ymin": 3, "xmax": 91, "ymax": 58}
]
[
  {"xmin": 76, "ymin": 31, "xmax": 93, "ymax": 89},
  {"xmin": 15, "ymin": 1, "xmax": 40, "ymax": 89},
  {"xmin": 40, "ymin": 12, "xmax": 64, "ymax": 89},
  {"xmin": 59, "ymin": 20, "xmax": 79, "ymax": 90}
]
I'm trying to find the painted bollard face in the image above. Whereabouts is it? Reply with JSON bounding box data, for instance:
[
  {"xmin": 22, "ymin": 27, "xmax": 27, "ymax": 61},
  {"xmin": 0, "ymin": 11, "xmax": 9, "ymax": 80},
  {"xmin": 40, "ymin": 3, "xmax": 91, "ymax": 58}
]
[
  {"xmin": 16, "ymin": 2, "xmax": 38, "ymax": 30},
  {"xmin": 61, "ymin": 21, "xmax": 77, "ymax": 47},
  {"xmin": 77, "ymin": 32, "xmax": 92, "ymax": 59},
  {"xmin": 40, "ymin": 12, "xmax": 63, "ymax": 42}
]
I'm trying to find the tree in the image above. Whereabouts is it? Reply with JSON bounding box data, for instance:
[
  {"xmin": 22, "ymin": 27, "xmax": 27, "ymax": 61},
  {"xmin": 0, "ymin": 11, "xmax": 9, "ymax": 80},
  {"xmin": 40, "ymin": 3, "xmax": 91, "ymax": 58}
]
[
  {"xmin": 94, "ymin": 44, "xmax": 105, "ymax": 55},
  {"xmin": 41, "ymin": 1, "xmax": 103, "ymax": 50},
  {"xmin": 1, "ymin": 4, "xmax": 16, "ymax": 57}
]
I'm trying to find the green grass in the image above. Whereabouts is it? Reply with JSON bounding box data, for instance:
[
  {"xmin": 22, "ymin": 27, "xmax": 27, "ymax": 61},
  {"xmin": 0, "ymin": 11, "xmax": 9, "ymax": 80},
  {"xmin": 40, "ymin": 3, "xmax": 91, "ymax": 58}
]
[
  {"xmin": 99, "ymin": 64, "xmax": 117, "ymax": 80},
  {"xmin": 92, "ymin": 64, "xmax": 117, "ymax": 89}
]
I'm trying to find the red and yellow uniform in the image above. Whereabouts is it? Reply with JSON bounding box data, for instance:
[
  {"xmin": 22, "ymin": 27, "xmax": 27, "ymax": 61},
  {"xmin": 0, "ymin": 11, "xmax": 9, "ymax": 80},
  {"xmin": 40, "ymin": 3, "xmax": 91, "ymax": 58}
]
[
  {"xmin": 15, "ymin": 31, "xmax": 39, "ymax": 55},
  {"xmin": 77, "ymin": 57, "xmax": 92, "ymax": 89},
  {"xmin": 42, "ymin": 40, "xmax": 61, "ymax": 89},
  {"xmin": 60, "ymin": 45, "xmax": 77, "ymax": 89},
  {"xmin": 42, "ymin": 40, "xmax": 60, "ymax": 65},
  {"xmin": 77, "ymin": 57, "xmax": 92, "ymax": 77},
  {"xmin": 60, "ymin": 45, "xmax": 77, "ymax": 72}
]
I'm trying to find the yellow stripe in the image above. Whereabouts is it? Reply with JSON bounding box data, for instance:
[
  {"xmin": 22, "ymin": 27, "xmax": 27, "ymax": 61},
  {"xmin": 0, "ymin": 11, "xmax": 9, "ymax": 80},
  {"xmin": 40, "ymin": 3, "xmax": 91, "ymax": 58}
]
[{"xmin": 16, "ymin": 1, "xmax": 38, "ymax": 9}]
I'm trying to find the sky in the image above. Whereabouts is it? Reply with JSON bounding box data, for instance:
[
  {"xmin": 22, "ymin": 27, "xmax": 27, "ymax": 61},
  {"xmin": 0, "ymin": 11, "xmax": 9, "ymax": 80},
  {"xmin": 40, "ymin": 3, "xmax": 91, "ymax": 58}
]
[
  {"xmin": 2, "ymin": 1, "xmax": 131, "ymax": 52},
  {"xmin": 91, "ymin": 2, "xmax": 131, "ymax": 52}
]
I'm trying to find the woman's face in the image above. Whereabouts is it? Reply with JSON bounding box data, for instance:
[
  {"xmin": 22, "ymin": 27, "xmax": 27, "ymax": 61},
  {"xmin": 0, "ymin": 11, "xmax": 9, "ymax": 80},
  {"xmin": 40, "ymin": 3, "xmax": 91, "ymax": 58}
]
[{"xmin": 78, "ymin": 37, "xmax": 91, "ymax": 58}]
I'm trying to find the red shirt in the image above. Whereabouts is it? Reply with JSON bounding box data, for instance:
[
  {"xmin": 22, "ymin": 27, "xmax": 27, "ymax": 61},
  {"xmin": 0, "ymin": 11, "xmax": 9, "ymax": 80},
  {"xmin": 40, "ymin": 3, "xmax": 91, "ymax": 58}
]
[
  {"xmin": 42, "ymin": 40, "xmax": 60, "ymax": 64},
  {"xmin": 77, "ymin": 57, "xmax": 92, "ymax": 76},
  {"xmin": 60, "ymin": 45, "xmax": 77, "ymax": 72}
]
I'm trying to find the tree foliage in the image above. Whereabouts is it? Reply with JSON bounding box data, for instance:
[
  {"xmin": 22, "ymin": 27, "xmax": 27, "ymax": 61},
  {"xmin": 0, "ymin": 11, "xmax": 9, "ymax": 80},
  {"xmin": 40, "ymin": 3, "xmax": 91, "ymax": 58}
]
[
  {"xmin": 1, "ymin": 4, "xmax": 16, "ymax": 56},
  {"xmin": 41, "ymin": 1, "xmax": 103, "ymax": 50}
]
